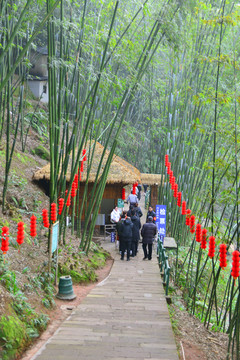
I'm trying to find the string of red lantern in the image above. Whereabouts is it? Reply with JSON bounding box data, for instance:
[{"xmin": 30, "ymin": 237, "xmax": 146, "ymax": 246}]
[
  {"xmin": 231, "ymin": 250, "xmax": 240, "ymax": 280},
  {"xmin": 208, "ymin": 236, "xmax": 215, "ymax": 258},
  {"xmin": 1, "ymin": 226, "xmax": 9, "ymax": 254},
  {"xmin": 30, "ymin": 215, "xmax": 37, "ymax": 240},
  {"xmin": 190, "ymin": 215, "xmax": 195, "ymax": 234},
  {"xmin": 201, "ymin": 229, "xmax": 207, "ymax": 249},
  {"xmin": 71, "ymin": 182, "xmax": 76, "ymax": 198},
  {"xmin": 58, "ymin": 198, "xmax": 64, "ymax": 215},
  {"xmin": 17, "ymin": 222, "xmax": 24, "ymax": 250},
  {"xmin": 42, "ymin": 209, "xmax": 50, "ymax": 228},
  {"xmin": 177, "ymin": 192, "xmax": 182, "ymax": 207},
  {"xmin": 219, "ymin": 244, "xmax": 227, "ymax": 269},
  {"xmin": 195, "ymin": 224, "xmax": 201, "ymax": 242},
  {"xmin": 65, "ymin": 190, "xmax": 71, "ymax": 207},
  {"xmin": 50, "ymin": 203, "xmax": 57, "ymax": 223},
  {"xmin": 122, "ymin": 188, "xmax": 126, "ymax": 200}
]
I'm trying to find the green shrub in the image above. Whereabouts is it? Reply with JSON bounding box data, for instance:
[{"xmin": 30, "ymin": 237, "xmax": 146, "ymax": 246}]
[{"xmin": 32, "ymin": 145, "xmax": 50, "ymax": 160}]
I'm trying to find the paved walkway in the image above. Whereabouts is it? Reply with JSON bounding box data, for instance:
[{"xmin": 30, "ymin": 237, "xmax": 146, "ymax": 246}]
[{"xmin": 32, "ymin": 240, "xmax": 179, "ymax": 360}]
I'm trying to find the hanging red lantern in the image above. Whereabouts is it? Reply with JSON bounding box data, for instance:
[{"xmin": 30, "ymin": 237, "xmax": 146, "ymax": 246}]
[
  {"xmin": 17, "ymin": 222, "xmax": 24, "ymax": 246},
  {"xmin": 74, "ymin": 174, "xmax": 78, "ymax": 190},
  {"xmin": 190, "ymin": 215, "xmax": 195, "ymax": 233},
  {"xmin": 201, "ymin": 228, "xmax": 207, "ymax": 249},
  {"xmin": 173, "ymin": 183, "xmax": 178, "ymax": 198},
  {"xmin": 58, "ymin": 198, "xmax": 64, "ymax": 215},
  {"xmin": 65, "ymin": 190, "xmax": 71, "ymax": 207},
  {"xmin": 132, "ymin": 185, "xmax": 136, "ymax": 195},
  {"xmin": 181, "ymin": 200, "xmax": 186, "ymax": 215},
  {"xmin": 50, "ymin": 203, "xmax": 57, "ymax": 223},
  {"xmin": 165, "ymin": 154, "xmax": 169, "ymax": 167},
  {"xmin": 219, "ymin": 244, "xmax": 227, "ymax": 269},
  {"xmin": 30, "ymin": 215, "xmax": 37, "ymax": 237},
  {"xmin": 167, "ymin": 162, "xmax": 171, "ymax": 175},
  {"xmin": 231, "ymin": 250, "xmax": 240, "ymax": 280},
  {"xmin": 80, "ymin": 160, "xmax": 84, "ymax": 172},
  {"xmin": 71, "ymin": 182, "xmax": 76, "ymax": 198},
  {"xmin": 186, "ymin": 209, "xmax": 191, "ymax": 226},
  {"xmin": 122, "ymin": 188, "xmax": 126, "ymax": 200},
  {"xmin": 177, "ymin": 192, "xmax": 182, "ymax": 207},
  {"xmin": 42, "ymin": 209, "xmax": 50, "ymax": 228},
  {"xmin": 82, "ymin": 148, "xmax": 87, "ymax": 161},
  {"xmin": 1, "ymin": 226, "xmax": 9, "ymax": 254},
  {"xmin": 208, "ymin": 236, "xmax": 215, "ymax": 258},
  {"xmin": 195, "ymin": 223, "xmax": 201, "ymax": 242}
]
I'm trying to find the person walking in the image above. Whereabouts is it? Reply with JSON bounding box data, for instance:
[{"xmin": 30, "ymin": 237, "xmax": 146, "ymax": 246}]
[
  {"xmin": 120, "ymin": 217, "xmax": 133, "ymax": 261},
  {"xmin": 141, "ymin": 216, "xmax": 157, "ymax": 260},
  {"xmin": 116, "ymin": 211, "xmax": 127, "ymax": 255},
  {"xmin": 146, "ymin": 206, "xmax": 156, "ymax": 223},
  {"xmin": 126, "ymin": 191, "xmax": 138, "ymax": 207},
  {"xmin": 130, "ymin": 210, "xmax": 141, "ymax": 257}
]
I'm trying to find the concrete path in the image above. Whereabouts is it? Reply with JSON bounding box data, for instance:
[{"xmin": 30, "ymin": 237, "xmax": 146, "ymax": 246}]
[{"xmin": 32, "ymin": 240, "xmax": 179, "ymax": 360}]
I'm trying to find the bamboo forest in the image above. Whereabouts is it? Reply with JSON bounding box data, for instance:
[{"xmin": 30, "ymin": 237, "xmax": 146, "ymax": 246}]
[{"xmin": 0, "ymin": 0, "xmax": 239, "ymax": 359}]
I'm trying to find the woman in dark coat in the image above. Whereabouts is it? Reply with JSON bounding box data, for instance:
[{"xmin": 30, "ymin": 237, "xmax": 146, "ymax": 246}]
[{"xmin": 130, "ymin": 210, "xmax": 141, "ymax": 256}]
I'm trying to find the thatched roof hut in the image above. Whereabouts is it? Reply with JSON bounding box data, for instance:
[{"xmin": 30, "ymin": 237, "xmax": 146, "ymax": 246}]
[
  {"xmin": 141, "ymin": 173, "xmax": 164, "ymax": 211},
  {"xmin": 33, "ymin": 141, "xmax": 141, "ymax": 185},
  {"xmin": 141, "ymin": 173, "xmax": 164, "ymax": 185}
]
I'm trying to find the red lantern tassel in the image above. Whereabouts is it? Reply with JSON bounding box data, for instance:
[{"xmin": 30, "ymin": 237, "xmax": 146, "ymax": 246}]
[
  {"xmin": 186, "ymin": 209, "xmax": 191, "ymax": 226},
  {"xmin": 1, "ymin": 226, "xmax": 9, "ymax": 254},
  {"xmin": 219, "ymin": 244, "xmax": 227, "ymax": 269},
  {"xmin": 165, "ymin": 154, "xmax": 169, "ymax": 167},
  {"xmin": 50, "ymin": 203, "xmax": 57, "ymax": 223},
  {"xmin": 208, "ymin": 236, "xmax": 215, "ymax": 258},
  {"xmin": 17, "ymin": 222, "xmax": 25, "ymax": 248},
  {"xmin": 201, "ymin": 229, "xmax": 207, "ymax": 249},
  {"xmin": 30, "ymin": 215, "xmax": 37, "ymax": 239},
  {"xmin": 231, "ymin": 250, "xmax": 240, "ymax": 280},
  {"xmin": 181, "ymin": 200, "xmax": 186, "ymax": 215}
]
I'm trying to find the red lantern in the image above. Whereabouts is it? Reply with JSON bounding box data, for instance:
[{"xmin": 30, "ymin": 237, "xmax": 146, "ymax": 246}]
[
  {"xmin": 132, "ymin": 184, "xmax": 136, "ymax": 195},
  {"xmin": 1, "ymin": 226, "xmax": 9, "ymax": 254},
  {"xmin": 167, "ymin": 162, "xmax": 171, "ymax": 175},
  {"xmin": 165, "ymin": 154, "xmax": 169, "ymax": 167},
  {"xmin": 173, "ymin": 183, "xmax": 178, "ymax": 198},
  {"xmin": 42, "ymin": 209, "xmax": 50, "ymax": 228},
  {"xmin": 219, "ymin": 244, "xmax": 227, "ymax": 269},
  {"xmin": 186, "ymin": 209, "xmax": 191, "ymax": 226},
  {"xmin": 208, "ymin": 236, "xmax": 215, "ymax": 258},
  {"xmin": 17, "ymin": 222, "xmax": 24, "ymax": 246},
  {"xmin": 190, "ymin": 215, "xmax": 195, "ymax": 233},
  {"xmin": 181, "ymin": 200, "xmax": 186, "ymax": 215},
  {"xmin": 122, "ymin": 188, "xmax": 126, "ymax": 200},
  {"xmin": 195, "ymin": 223, "xmax": 201, "ymax": 242},
  {"xmin": 201, "ymin": 228, "xmax": 207, "ymax": 249},
  {"xmin": 58, "ymin": 198, "xmax": 64, "ymax": 215},
  {"xmin": 82, "ymin": 148, "xmax": 87, "ymax": 161},
  {"xmin": 65, "ymin": 190, "xmax": 71, "ymax": 207},
  {"xmin": 50, "ymin": 203, "xmax": 57, "ymax": 223},
  {"xmin": 231, "ymin": 250, "xmax": 240, "ymax": 280},
  {"xmin": 80, "ymin": 161, "xmax": 84, "ymax": 172},
  {"xmin": 177, "ymin": 192, "xmax": 182, "ymax": 207},
  {"xmin": 74, "ymin": 174, "xmax": 78, "ymax": 190},
  {"xmin": 71, "ymin": 182, "xmax": 76, "ymax": 198},
  {"xmin": 30, "ymin": 215, "xmax": 37, "ymax": 237}
]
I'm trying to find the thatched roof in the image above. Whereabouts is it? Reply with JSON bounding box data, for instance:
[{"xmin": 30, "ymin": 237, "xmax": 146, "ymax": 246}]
[
  {"xmin": 141, "ymin": 173, "xmax": 164, "ymax": 185},
  {"xmin": 33, "ymin": 141, "xmax": 141, "ymax": 185}
]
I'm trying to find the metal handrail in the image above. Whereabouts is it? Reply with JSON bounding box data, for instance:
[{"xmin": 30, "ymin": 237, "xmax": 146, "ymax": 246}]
[{"xmin": 157, "ymin": 235, "xmax": 171, "ymax": 296}]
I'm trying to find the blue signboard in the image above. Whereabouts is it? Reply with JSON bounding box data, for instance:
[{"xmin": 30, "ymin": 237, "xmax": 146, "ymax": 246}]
[
  {"xmin": 51, "ymin": 221, "xmax": 59, "ymax": 253},
  {"xmin": 156, "ymin": 205, "xmax": 167, "ymax": 239},
  {"xmin": 111, "ymin": 231, "xmax": 116, "ymax": 243}
]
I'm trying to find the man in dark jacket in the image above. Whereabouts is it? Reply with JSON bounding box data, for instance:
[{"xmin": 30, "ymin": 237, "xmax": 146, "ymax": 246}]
[
  {"xmin": 120, "ymin": 217, "xmax": 133, "ymax": 261},
  {"xmin": 141, "ymin": 216, "xmax": 157, "ymax": 260},
  {"xmin": 146, "ymin": 206, "xmax": 156, "ymax": 224},
  {"xmin": 116, "ymin": 211, "xmax": 127, "ymax": 255},
  {"xmin": 130, "ymin": 210, "xmax": 141, "ymax": 257}
]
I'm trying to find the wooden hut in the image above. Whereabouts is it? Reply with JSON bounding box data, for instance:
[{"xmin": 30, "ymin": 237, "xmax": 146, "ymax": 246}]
[
  {"xmin": 33, "ymin": 141, "xmax": 141, "ymax": 224},
  {"xmin": 141, "ymin": 173, "xmax": 164, "ymax": 211}
]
